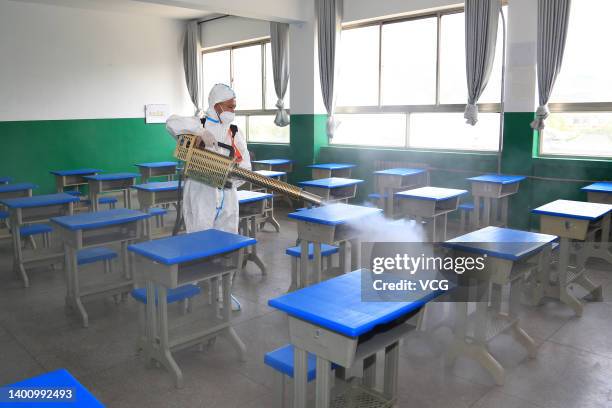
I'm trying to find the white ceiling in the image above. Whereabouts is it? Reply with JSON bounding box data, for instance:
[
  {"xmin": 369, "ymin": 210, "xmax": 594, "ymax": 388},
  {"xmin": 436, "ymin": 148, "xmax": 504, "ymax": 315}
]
[{"xmin": 10, "ymin": 0, "xmax": 220, "ymax": 20}]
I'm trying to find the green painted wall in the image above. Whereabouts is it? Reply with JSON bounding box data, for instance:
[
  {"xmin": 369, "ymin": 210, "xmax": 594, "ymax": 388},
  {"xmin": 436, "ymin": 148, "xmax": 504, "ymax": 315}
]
[
  {"xmin": 3, "ymin": 113, "xmax": 609, "ymax": 230},
  {"xmin": 317, "ymin": 112, "xmax": 611, "ymax": 230},
  {"xmin": 0, "ymin": 118, "xmax": 175, "ymax": 193},
  {"xmin": 288, "ymin": 114, "xmax": 328, "ymax": 183},
  {"xmin": 502, "ymin": 112, "xmax": 612, "ymax": 230}
]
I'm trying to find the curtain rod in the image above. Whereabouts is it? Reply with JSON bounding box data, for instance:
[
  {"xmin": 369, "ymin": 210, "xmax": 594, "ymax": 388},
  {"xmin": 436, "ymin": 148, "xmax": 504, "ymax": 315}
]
[{"xmin": 197, "ymin": 15, "xmax": 229, "ymax": 24}]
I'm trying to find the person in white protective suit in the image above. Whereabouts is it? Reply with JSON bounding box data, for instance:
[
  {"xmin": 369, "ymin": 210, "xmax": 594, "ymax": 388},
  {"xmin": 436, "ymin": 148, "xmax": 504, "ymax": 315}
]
[{"xmin": 166, "ymin": 83, "xmax": 251, "ymax": 234}]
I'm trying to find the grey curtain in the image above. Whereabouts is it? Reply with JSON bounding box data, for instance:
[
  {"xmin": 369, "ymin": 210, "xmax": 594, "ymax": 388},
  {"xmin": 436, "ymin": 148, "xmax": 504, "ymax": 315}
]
[
  {"xmin": 464, "ymin": 0, "xmax": 500, "ymax": 125},
  {"xmin": 316, "ymin": 0, "xmax": 343, "ymax": 138},
  {"xmin": 531, "ymin": 0, "xmax": 571, "ymax": 130},
  {"xmin": 183, "ymin": 20, "xmax": 204, "ymax": 117},
  {"xmin": 270, "ymin": 22, "xmax": 290, "ymax": 127}
]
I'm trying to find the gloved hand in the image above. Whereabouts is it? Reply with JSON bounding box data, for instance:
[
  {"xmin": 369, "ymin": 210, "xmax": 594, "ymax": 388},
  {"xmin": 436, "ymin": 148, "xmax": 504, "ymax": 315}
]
[{"xmin": 194, "ymin": 129, "xmax": 218, "ymax": 150}]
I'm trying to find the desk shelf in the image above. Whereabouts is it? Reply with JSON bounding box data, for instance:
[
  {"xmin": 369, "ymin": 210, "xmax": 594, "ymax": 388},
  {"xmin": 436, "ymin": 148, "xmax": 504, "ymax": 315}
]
[
  {"xmin": 465, "ymin": 308, "xmax": 518, "ymax": 343},
  {"xmin": 330, "ymin": 381, "xmax": 393, "ymax": 408},
  {"xmin": 80, "ymin": 276, "xmax": 132, "ymax": 298},
  {"xmin": 22, "ymin": 247, "xmax": 63, "ymax": 265}
]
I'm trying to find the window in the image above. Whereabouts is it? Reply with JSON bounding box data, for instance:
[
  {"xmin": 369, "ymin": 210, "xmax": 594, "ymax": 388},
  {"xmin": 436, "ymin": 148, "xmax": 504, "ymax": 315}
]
[
  {"xmin": 334, "ymin": 114, "xmax": 406, "ymax": 147},
  {"xmin": 439, "ymin": 12, "xmax": 503, "ymax": 104},
  {"xmin": 337, "ymin": 25, "xmax": 379, "ymax": 107},
  {"xmin": 232, "ymin": 45, "xmax": 262, "ymax": 110},
  {"xmin": 541, "ymin": 113, "xmax": 612, "ymax": 158},
  {"xmin": 542, "ymin": 0, "xmax": 612, "ymax": 158},
  {"xmin": 334, "ymin": 7, "xmax": 505, "ymax": 152},
  {"xmin": 203, "ymin": 41, "xmax": 290, "ymax": 143},
  {"xmin": 410, "ymin": 113, "xmax": 500, "ymax": 151},
  {"xmin": 381, "ymin": 18, "xmax": 437, "ymax": 105}
]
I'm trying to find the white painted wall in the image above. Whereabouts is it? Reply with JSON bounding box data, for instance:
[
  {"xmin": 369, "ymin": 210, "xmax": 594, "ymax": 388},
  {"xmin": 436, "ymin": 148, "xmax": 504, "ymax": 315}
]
[
  {"xmin": 344, "ymin": 0, "xmax": 461, "ymax": 24},
  {"xmin": 0, "ymin": 0, "xmax": 193, "ymax": 121},
  {"xmin": 504, "ymin": 0, "xmax": 537, "ymax": 112},
  {"xmin": 201, "ymin": 16, "xmax": 270, "ymax": 49}
]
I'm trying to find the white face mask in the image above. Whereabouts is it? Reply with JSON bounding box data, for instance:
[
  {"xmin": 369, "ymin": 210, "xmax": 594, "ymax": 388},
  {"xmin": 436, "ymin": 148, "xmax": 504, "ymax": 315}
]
[{"xmin": 219, "ymin": 109, "xmax": 235, "ymax": 124}]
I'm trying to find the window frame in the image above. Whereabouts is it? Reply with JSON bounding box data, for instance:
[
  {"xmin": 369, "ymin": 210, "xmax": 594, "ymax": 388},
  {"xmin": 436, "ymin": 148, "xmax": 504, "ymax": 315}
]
[
  {"xmin": 335, "ymin": 6, "xmax": 504, "ymax": 152},
  {"xmin": 538, "ymin": 103, "xmax": 612, "ymax": 159},
  {"xmin": 202, "ymin": 39, "xmax": 290, "ymax": 144}
]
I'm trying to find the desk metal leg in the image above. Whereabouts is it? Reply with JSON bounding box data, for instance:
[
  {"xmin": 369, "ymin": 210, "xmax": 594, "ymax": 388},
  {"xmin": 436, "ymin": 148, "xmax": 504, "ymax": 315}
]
[
  {"xmin": 293, "ymin": 346, "xmax": 308, "ymax": 408},
  {"xmin": 249, "ymin": 216, "xmax": 266, "ymax": 274},
  {"xmin": 558, "ymin": 238, "xmax": 586, "ymax": 316},
  {"xmin": 144, "ymin": 280, "xmax": 157, "ymax": 366},
  {"xmin": 500, "ymin": 197, "xmax": 509, "ymax": 227},
  {"xmin": 63, "ymin": 244, "xmax": 74, "ymax": 312},
  {"xmin": 156, "ymin": 286, "xmax": 183, "ymax": 388},
  {"xmin": 315, "ymin": 356, "xmax": 331, "ymax": 408},
  {"xmin": 383, "ymin": 187, "xmax": 394, "ymax": 218},
  {"xmin": 447, "ymin": 281, "xmax": 505, "ymax": 385},
  {"xmin": 125, "ymin": 188, "xmax": 132, "ymax": 209},
  {"xmin": 473, "ymin": 196, "xmax": 481, "ymax": 229},
  {"xmin": 483, "ymin": 198, "xmax": 491, "ymax": 228},
  {"xmin": 313, "ymin": 242, "xmax": 322, "ymax": 283},
  {"xmin": 10, "ymin": 218, "xmax": 29, "ymax": 288},
  {"xmin": 300, "ymin": 240, "xmax": 310, "ymax": 288},
  {"xmin": 349, "ymin": 239, "xmax": 360, "ymax": 271},
  {"xmin": 383, "ymin": 341, "xmax": 400, "ymax": 400},
  {"xmin": 223, "ymin": 272, "xmax": 246, "ymax": 361},
  {"xmin": 363, "ymin": 354, "xmax": 377, "ymax": 389},
  {"xmin": 260, "ymin": 193, "xmax": 280, "ymax": 232},
  {"xmin": 68, "ymin": 246, "xmax": 89, "ymax": 328},
  {"xmin": 509, "ymin": 277, "xmax": 537, "ymax": 359},
  {"xmin": 289, "ymin": 257, "xmax": 298, "ymax": 292},
  {"xmin": 339, "ymin": 241, "xmax": 347, "ymax": 273}
]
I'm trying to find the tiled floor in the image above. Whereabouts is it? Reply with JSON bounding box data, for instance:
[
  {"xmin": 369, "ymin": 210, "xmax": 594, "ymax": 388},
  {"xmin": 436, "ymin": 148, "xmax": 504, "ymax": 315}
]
[{"xmin": 0, "ymin": 203, "xmax": 611, "ymax": 408}]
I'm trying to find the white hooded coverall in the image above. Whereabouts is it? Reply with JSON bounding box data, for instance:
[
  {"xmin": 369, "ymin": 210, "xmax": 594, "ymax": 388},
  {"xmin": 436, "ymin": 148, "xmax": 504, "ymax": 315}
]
[{"xmin": 166, "ymin": 95, "xmax": 251, "ymax": 234}]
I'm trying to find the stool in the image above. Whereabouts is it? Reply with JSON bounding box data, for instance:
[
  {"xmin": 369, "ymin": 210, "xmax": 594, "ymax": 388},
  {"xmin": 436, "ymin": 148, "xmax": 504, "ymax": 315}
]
[
  {"xmin": 149, "ymin": 207, "xmax": 167, "ymax": 228},
  {"xmin": 265, "ymin": 344, "xmax": 333, "ymax": 408},
  {"xmin": 458, "ymin": 202, "xmax": 483, "ymax": 233},
  {"xmin": 0, "ymin": 210, "xmax": 8, "ymax": 228},
  {"xmin": 20, "ymin": 224, "xmax": 53, "ymax": 249},
  {"xmin": 82, "ymin": 196, "xmax": 118, "ymax": 209},
  {"xmin": 367, "ymin": 192, "xmax": 387, "ymax": 209},
  {"xmin": 77, "ymin": 247, "xmax": 118, "ymax": 274},
  {"xmin": 286, "ymin": 243, "xmax": 338, "ymax": 291},
  {"xmin": 130, "ymin": 284, "xmax": 201, "ymax": 353}
]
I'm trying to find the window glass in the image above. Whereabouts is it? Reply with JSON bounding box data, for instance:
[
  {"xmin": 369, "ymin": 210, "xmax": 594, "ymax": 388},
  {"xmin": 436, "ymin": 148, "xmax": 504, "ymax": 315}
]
[
  {"xmin": 248, "ymin": 115, "xmax": 290, "ymax": 143},
  {"xmin": 541, "ymin": 112, "xmax": 612, "ymax": 158},
  {"xmin": 331, "ymin": 114, "xmax": 406, "ymax": 147},
  {"xmin": 232, "ymin": 45, "xmax": 263, "ymax": 110},
  {"xmin": 203, "ymin": 50, "xmax": 230, "ymax": 98},
  {"xmin": 551, "ymin": 0, "xmax": 612, "ymax": 102},
  {"xmin": 409, "ymin": 113, "xmax": 500, "ymax": 151},
  {"xmin": 337, "ymin": 26, "xmax": 380, "ymax": 107},
  {"xmin": 381, "ymin": 18, "xmax": 437, "ymax": 105},
  {"xmin": 439, "ymin": 10, "xmax": 504, "ymax": 104}
]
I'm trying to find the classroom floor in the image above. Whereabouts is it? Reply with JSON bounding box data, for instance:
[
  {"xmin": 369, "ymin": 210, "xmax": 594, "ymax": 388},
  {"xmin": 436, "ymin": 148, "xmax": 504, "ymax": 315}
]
[{"xmin": 1, "ymin": 203, "xmax": 612, "ymax": 408}]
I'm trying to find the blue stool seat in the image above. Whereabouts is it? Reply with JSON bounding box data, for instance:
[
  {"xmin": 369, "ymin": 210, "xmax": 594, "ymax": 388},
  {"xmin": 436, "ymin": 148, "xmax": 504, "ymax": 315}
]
[
  {"xmin": 0, "ymin": 210, "xmax": 8, "ymax": 220},
  {"xmin": 286, "ymin": 243, "xmax": 339, "ymax": 259},
  {"xmin": 77, "ymin": 247, "xmax": 118, "ymax": 266},
  {"xmin": 367, "ymin": 193, "xmax": 388, "ymax": 200},
  {"xmin": 82, "ymin": 197, "xmax": 118, "ymax": 205},
  {"xmin": 65, "ymin": 191, "xmax": 83, "ymax": 197},
  {"xmin": 264, "ymin": 345, "xmax": 318, "ymax": 381},
  {"xmin": 131, "ymin": 284, "xmax": 201, "ymax": 305},
  {"xmin": 149, "ymin": 208, "xmax": 168, "ymax": 216},
  {"xmin": 459, "ymin": 203, "xmax": 474, "ymax": 211},
  {"xmin": 459, "ymin": 202, "xmax": 484, "ymax": 212},
  {"xmin": 20, "ymin": 224, "xmax": 52, "ymax": 237}
]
